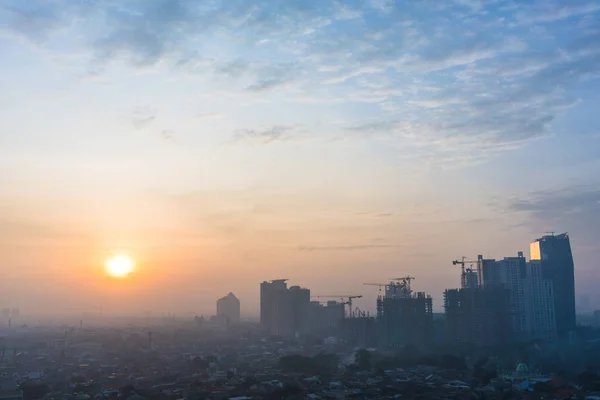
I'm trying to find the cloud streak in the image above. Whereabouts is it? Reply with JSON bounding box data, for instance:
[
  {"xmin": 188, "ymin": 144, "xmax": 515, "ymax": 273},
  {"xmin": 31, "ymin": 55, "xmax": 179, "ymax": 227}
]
[
  {"xmin": 297, "ymin": 244, "xmax": 402, "ymax": 252},
  {"xmin": 232, "ymin": 125, "xmax": 304, "ymax": 144}
]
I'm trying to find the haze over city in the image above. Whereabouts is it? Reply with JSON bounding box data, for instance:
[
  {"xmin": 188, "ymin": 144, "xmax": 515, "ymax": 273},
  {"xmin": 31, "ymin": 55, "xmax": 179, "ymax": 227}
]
[{"xmin": 1, "ymin": 0, "xmax": 599, "ymax": 317}]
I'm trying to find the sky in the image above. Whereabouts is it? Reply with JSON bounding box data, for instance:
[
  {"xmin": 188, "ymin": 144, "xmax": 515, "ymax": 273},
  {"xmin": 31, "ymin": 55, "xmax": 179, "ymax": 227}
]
[{"xmin": 0, "ymin": 0, "xmax": 599, "ymax": 317}]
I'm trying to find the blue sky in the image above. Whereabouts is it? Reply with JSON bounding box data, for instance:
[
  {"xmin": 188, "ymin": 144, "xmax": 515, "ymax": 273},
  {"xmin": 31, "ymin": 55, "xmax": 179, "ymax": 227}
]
[{"xmin": 0, "ymin": 0, "xmax": 599, "ymax": 315}]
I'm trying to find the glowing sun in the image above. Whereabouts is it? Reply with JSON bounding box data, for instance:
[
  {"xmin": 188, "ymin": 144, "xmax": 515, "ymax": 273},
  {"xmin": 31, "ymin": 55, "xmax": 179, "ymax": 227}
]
[{"xmin": 105, "ymin": 255, "xmax": 135, "ymax": 278}]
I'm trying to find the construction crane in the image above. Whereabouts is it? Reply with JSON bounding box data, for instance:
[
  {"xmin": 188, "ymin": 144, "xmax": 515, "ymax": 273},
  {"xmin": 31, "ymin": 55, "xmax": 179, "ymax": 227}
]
[
  {"xmin": 390, "ymin": 276, "xmax": 416, "ymax": 296},
  {"xmin": 353, "ymin": 307, "xmax": 369, "ymax": 318},
  {"xmin": 363, "ymin": 281, "xmax": 412, "ymax": 298},
  {"xmin": 452, "ymin": 257, "xmax": 478, "ymax": 288},
  {"xmin": 312, "ymin": 295, "xmax": 363, "ymax": 317}
]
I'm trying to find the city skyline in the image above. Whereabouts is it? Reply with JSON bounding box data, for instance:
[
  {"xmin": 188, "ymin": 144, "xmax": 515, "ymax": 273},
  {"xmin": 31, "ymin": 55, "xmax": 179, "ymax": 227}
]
[{"xmin": 1, "ymin": 1, "xmax": 599, "ymax": 316}]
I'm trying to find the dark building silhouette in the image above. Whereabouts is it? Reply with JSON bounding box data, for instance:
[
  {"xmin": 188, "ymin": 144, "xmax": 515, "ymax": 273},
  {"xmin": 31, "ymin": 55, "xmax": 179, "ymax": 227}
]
[
  {"xmin": 477, "ymin": 251, "xmax": 557, "ymax": 342},
  {"xmin": 341, "ymin": 315, "xmax": 377, "ymax": 347},
  {"xmin": 377, "ymin": 291, "xmax": 433, "ymax": 348},
  {"xmin": 308, "ymin": 300, "xmax": 345, "ymax": 336},
  {"xmin": 216, "ymin": 292, "xmax": 240, "ymax": 326},
  {"xmin": 444, "ymin": 286, "xmax": 513, "ymax": 348},
  {"xmin": 530, "ymin": 233, "xmax": 576, "ymax": 340},
  {"xmin": 260, "ymin": 280, "xmax": 310, "ymax": 337},
  {"xmin": 289, "ymin": 285, "xmax": 311, "ymax": 336}
]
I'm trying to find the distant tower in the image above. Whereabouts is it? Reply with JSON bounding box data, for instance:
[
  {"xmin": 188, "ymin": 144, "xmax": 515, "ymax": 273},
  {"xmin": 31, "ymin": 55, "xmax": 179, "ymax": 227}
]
[
  {"xmin": 216, "ymin": 293, "xmax": 241, "ymax": 326},
  {"xmin": 261, "ymin": 280, "xmax": 290, "ymax": 334},
  {"xmin": 530, "ymin": 233, "xmax": 576, "ymax": 339}
]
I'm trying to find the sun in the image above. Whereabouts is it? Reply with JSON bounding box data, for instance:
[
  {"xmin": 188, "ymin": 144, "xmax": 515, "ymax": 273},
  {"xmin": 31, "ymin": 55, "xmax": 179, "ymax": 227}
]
[{"xmin": 105, "ymin": 255, "xmax": 135, "ymax": 278}]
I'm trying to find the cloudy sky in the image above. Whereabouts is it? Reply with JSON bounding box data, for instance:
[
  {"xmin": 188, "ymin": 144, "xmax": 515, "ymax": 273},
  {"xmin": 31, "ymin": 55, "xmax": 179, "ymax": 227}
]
[{"xmin": 1, "ymin": 0, "xmax": 599, "ymax": 316}]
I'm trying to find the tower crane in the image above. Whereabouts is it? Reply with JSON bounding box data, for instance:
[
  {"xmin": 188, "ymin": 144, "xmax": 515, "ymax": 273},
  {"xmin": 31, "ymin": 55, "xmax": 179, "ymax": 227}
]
[
  {"xmin": 312, "ymin": 295, "xmax": 363, "ymax": 318},
  {"xmin": 390, "ymin": 276, "xmax": 415, "ymax": 296},
  {"xmin": 452, "ymin": 257, "xmax": 479, "ymax": 288},
  {"xmin": 363, "ymin": 281, "xmax": 412, "ymax": 298}
]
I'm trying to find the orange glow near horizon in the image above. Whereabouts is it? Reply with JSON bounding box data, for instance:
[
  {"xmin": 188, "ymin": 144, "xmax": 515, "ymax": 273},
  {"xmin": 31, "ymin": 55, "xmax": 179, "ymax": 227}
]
[{"xmin": 105, "ymin": 254, "xmax": 135, "ymax": 278}]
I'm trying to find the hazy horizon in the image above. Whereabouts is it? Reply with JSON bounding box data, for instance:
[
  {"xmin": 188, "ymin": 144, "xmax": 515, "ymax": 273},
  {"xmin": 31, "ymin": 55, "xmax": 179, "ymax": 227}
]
[{"xmin": 1, "ymin": 0, "xmax": 599, "ymax": 317}]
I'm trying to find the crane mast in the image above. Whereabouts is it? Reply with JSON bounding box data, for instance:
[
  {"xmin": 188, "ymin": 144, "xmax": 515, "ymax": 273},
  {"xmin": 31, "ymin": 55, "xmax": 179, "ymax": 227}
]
[{"xmin": 452, "ymin": 257, "xmax": 479, "ymax": 288}]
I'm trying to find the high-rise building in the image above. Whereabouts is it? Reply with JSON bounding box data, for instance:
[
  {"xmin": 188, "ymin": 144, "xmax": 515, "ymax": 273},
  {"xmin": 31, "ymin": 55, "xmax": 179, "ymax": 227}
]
[
  {"xmin": 260, "ymin": 279, "xmax": 293, "ymax": 336},
  {"xmin": 530, "ymin": 233, "xmax": 576, "ymax": 339},
  {"xmin": 377, "ymin": 291, "xmax": 433, "ymax": 348},
  {"xmin": 216, "ymin": 293, "xmax": 240, "ymax": 326},
  {"xmin": 478, "ymin": 252, "xmax": 529, "ymax": 339},
  {"xmin": 308, "ymin": 300, "xmax": 345, "ymax": 335},
  {"xmin": 260, "ymin": 280, "xmax": 310, "ymax": 337},
  {"xmin": 526, "ymin": 260, "xmax": 556, "ymax": 341},
  {"xmin": 444, "ymin": 286, "xmax": 513, "ymax": 348},
  {"xmin": 289, "ymin": 285, "xmax": 311, "ymax": 336},
  {"xmin": 477, "ymin": 255, "xmax": 501, "ymax": 287},
  {"xmin": 499, "ymin": 253, "xmax": 530, "ymax": 339}
]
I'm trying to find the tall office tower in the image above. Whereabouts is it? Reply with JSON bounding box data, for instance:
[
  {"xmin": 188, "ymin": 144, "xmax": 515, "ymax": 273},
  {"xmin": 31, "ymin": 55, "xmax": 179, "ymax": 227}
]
[
  {"xmin": 498, "ymin": 252, "xmax": 530, "ymax": 340},
  {"xmin": 479, "ymin": 253, "xmax": 529, "ymax": 339},
  {"xmin": 288, "ymin": 285, "xmax": 311, "ymax": 336},
  {"xmin": 477, "ymin": 255, "xmax": 501, "ymax": 287},
  {"xmin": 216, "ymin": 292, "xmax": 241, "ymax": 326},
  {"xmin": 260, "ymin": 280, "xmax": 293, "ymax": 336},
  {"xmin": 260, "ymin": 280, "xmax": 311, "ymax": 337},
  {"xmin": 530, "ymin": 233, "xmax": 576, "ymax": 339},
  {"xmin": 526, "ymin": 260, "xmax": 556, "ymax": 341},
  {"xmin": 477, "ymin": 251, "xmax": 557, "ymax": 341},
  {"xmin": 308, "ymin": 300, "xmax": 345, "ymax": 335}
]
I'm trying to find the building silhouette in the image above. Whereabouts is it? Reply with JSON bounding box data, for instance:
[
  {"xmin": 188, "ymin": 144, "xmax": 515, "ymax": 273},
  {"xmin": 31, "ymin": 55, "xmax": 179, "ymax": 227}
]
[
  {"xmin": 477, "ymin": 250, "xmax": 557, "ymax": 342},
  {"xmin": 289, "ymin": 285, "xmax": 311, "ymax": 336},
  {"xmin": 530, "ymin": 233, "xmax": 576, "ymax": 340},
  {"xmin": 373, "ymin": 280, "xmax": 433, "ymax": 349},
  {"xmin": 444, "ymin": 285, "xmax": 513, "ymax": 348},
  {"xmin": 308, "ymin": 300, "xmax": 345, "ymax": 336},
  {"xmin": 527, "ymin": 260, "xmax": 557, "ymax": 341},
  {"xmin": 260, "ymin": 280, "xmax": 311, "ymax": 337},
  {"xmin": 377, "ymin": 291, "xmax": 433, "ymax": 348},
  {"xmin": 216, "ymin": 292, "xmax": 240, "ymax": 326}
]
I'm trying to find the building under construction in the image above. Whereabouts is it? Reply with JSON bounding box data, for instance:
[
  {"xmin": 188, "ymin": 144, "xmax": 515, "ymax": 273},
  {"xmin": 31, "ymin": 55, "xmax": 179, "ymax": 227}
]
[
  {"xmin": 443, "ymin": 285, "xmax": 513, "ymax": 349},
  {"xmin": 371, "ymin": 277, "xmax": 433, "ymax": 349}
]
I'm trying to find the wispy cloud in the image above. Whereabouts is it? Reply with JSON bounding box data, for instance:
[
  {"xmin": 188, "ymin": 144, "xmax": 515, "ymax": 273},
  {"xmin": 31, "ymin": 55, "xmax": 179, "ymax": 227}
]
[
  {"xmin": 2, "ymin": 0, "xmax": 599, "ymax": 164},
  {"xmin": 506, "ymin": 185, "xmax": 600, "ymax": 241},
  {"xmin": 131, "ymin": 106, "xmax": 157, "ymax": 130},
  {"xmin": 194, "ymin": 113, "xmax": 224, "ymax": 120},
  {"xmin": 232, "ymin": 125, "xmax": 304, "ymax": 144},
  {"xmin": 297, "ymin": 244, "xmax": 401, "ymax": 251}
]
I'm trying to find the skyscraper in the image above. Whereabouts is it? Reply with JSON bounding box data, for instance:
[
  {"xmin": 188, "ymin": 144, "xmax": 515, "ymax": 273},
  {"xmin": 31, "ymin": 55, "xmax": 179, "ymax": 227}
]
[
  {"xmin": 288, "ymin": 285, "xmax": 311, "ymax": 336},
  {"xmin": 260, "ymin": 280, "xmax": 311, "ymax": 337},
  {"xmin": 478, "ymin": 252, "xmax": 530, "ymax": 339},
  {"xmin": 526, "ymin": 260, "xmax": 556, "ymax": 341},
  {"xmin": 216, "ymin": 292, "xmax": 240, "ymax": 325},
  {"xmin": 530, "ymin": 233, "xmax": 576, "ymax": 339},
  {"xmin": 444, "ymin": 286, "xmax": 513, "ymax": 348},
  {"xmin": 477, "ymin": 252, "xmax": 557, "ymax": 342}
]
